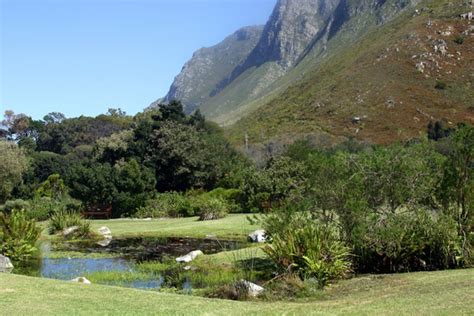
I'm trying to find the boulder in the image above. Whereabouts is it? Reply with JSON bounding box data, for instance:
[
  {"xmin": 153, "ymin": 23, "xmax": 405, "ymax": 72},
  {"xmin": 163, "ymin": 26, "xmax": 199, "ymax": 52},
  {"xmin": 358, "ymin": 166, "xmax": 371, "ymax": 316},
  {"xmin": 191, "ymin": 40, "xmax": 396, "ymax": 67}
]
[
  {"xmin": 96, "ymin": 238, "xmax": 112, "ymax": 247},
  {"xmin": 238, "ymin": 280, "xmax": 264, "ymax": 297},
  {"xmin": 70, "ymin": 277, "xmax": 92, "ymax": 284},
  {"xmin": 247, "ymin": 230, "xmax": 266, "ymax": 243},
  {"xmin": 176, "ymin": 250, "xmax": 203, "ymax": 263},
  {"xmin": 0, "ymin": 255, "xmax": 14, "ymax": 273},
  {"xmin": 63, "ymin": 226, "xmax": 79, "ymax": 238},
  {"xmin": 97, "ymin": 226, "xmax": 112, "ymax": 239}
]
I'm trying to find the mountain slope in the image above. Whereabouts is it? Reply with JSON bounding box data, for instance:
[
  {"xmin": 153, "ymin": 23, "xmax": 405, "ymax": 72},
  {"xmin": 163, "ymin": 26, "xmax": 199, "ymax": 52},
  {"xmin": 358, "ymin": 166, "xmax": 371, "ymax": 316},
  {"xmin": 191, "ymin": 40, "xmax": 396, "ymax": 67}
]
[
  {"xmin": 226, "ymin": 0, "xmax": 474, "ymax": 148},
  {"xmin": 159, "ymin": 0, "xmax": 473, "ymax": 150},
  {"xmin": 198, "ymin": 0, "xmax": 430, "ymax": 125},
  {"xmin": 161, "ymin": 26, "xmax": 263, "ymax": 113}
]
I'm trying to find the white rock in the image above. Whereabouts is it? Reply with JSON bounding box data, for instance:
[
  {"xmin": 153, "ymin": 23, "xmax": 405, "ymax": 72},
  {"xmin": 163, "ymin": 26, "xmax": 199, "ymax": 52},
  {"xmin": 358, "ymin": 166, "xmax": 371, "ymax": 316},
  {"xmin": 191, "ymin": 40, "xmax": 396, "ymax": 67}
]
[
  {"xmin": 247, "ymin": 230, "xmax": 267, "ymax": 243},
  {"xmin": 239, "ymin": 280, "xmax": 264, "ymax": 297},
  {"xmin": 97, "ymin": 226, "xmax": 112, "ymax": 239},
  {"xmin": 96, "ymin": 239, "xmax": 112, "ymax": 247},
  {"xmin": 0, "ymin": 255, "xmax": 14, "ymax": 272},
  {"xmin": 176, "ymin": 250, "xmax": 203, "ymax": 263},
  {"xmin": 63, "ymin": 226, "xmax": 80, "ymax": 237},
  {"xmin": 70, "ymin": 277, "xmax": 92, "ymax": 284}
]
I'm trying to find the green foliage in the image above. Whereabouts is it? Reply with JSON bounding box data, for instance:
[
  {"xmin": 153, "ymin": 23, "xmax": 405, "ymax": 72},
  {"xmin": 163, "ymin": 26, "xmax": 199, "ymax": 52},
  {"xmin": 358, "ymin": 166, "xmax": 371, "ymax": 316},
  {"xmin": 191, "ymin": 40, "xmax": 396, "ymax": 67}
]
[
  {"xmin": 206, "ymin": 188, "xmax": 243, "ymax": 213},
  {"xmin": 0, "ymin": 141, "xmax": 29, "ymax": 203},
  {"xmin": 0, "ymin": 210, "xmax": 41, "ymax": 262},
  {"xmin": 435, "ymin": 80, "xmax": 447, "ymax": 90},
  {"xmin": 438, "ymin": 125, "xmax": 473, "ymax": 263},
  {"xmin": 37, "ymin": 114, "xmax": 132, "ymax": 154},
  {"xmin": 66, "ymin": 159, "xmax": 155, "ymax": 217},
  {"xmin": 427, "ymin": 120, "xmax": 455, "ymax": 141},
  {"xmin": 35, "ymin": 174, "xmax": 68, "ymax": 199},
  {"xmin": 453, "ymin": 35, "xmax": 464, "ymax": 45},
  {"xmin": 194, "ymin": 197, "xmax": 229, "ymax": 221},
  {"xmin": 47, "ymin": 210, "xmax": 91, "ymax": 238},
  {"xmin": 135, "ymin": 192, "xmax": 192, "ymax": 218},
  {"xmin": 354, "ymin": 209, "xmax": 461, "ymax": 272},
  {"xmin": 240, "ymin": 157, "xmax": 308, "ymax": 212},
  {"xmin": 263, "ymin": 210, "xmax": 351, "ymax": 287}
]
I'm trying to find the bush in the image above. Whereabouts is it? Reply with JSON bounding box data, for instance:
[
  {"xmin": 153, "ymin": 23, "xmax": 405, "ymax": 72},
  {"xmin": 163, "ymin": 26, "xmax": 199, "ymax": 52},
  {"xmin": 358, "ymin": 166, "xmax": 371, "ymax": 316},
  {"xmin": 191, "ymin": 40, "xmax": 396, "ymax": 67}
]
[
  {"xmin": 193, "ymin": 197, "xmax": 229, "ymax": 221},
  {"xmin": 48, "ymin": 210, "xmax": 91, "ymax": 238},
  {"xmin": 1, "ymin": 199, "xmax": 31, "ymax": 214},
  {"xmin": 435, "ymin": 81, "xmax": 447, "ymax": 90},
  {"xmin": 453, "ymin": 35, "xmax": 464, "ymax": 45},
  {"xmin": 135, "ymin": 192, "xmax": 192, "ymax": 218},
  {"xmin": 263, "ymin": 211, "xmax": 351, "ymax": 287},
  {"xmin": 0, "ymin": 210, "xmax": 41, "ymax": 262},
  {"xmin": 353, "ymin": 209, "xmax": 461, "ymax": 272},
  {"xmin": 1, "ymin": 197, "xmax": 82, "ymax": 221},
  {"xmin": 206, "ymin": 188, "xmax": 243, "ymax": 213}
]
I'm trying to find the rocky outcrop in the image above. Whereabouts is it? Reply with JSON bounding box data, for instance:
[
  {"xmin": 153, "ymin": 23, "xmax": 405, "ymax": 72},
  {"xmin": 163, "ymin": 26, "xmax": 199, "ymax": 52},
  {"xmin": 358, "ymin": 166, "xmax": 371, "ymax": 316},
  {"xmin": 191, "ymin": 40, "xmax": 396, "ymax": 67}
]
[
  {"xmin": 160, "ymin": 26, "xmax": 263, "ymax": 113},
  {"xmin": 212, "ymin": 0, "xmax": 341, "ymax": 96}
]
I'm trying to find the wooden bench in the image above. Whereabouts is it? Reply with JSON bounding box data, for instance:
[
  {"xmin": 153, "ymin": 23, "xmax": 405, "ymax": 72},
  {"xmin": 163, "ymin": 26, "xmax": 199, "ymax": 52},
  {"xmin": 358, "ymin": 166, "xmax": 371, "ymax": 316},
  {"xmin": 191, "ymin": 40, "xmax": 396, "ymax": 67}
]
[{"xmin": 81, "ymin": 206, "xmax": 112, "ymax": 219}]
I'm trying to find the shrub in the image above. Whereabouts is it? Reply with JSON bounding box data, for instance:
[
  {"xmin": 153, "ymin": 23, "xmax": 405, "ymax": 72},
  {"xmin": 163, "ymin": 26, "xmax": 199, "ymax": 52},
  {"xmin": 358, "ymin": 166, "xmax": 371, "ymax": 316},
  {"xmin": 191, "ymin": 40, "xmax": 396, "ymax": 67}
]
[
  {"xmin": 435, "ymin": 81, "xmax": 447, "ymax": 90},
  {"xmin": 263, "ymin": 211, "xmax": 351, "ymax": 287},
  {"xmin": 353, "ymin": 209, "xmax": 461, "ymax": 272},
  {"xmin": 48, "ymin": 210, "xmax": 91, "ymax": 238},
  {"xmin": 194, "ymin": 197, "xmax": 229, "ymax": 221},
  {"xmin": 0, "ymin": 210, "xmax": 41, "ymax": 262},
  {"xmin": 206, "ymin": 188, "xmax": 243, "ymax": 213},
  {"xmin": 1, "ymin": 199, "xmax": 31, "ymax": 214},
  {"xmin": 135, "ymin": 192, "xmax": 192, "ymax": 218},
  {"xmin": 453, "ymin": 35, "xmax": 464, "ymax": 45}
]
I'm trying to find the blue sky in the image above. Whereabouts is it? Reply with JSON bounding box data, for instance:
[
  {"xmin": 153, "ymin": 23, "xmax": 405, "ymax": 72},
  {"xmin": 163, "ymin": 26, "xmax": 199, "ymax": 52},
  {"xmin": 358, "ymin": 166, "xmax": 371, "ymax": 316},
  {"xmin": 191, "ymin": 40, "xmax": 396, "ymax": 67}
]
[{"xmin": 0, "ymin": 0, "xmax": 275, "ymax": 119}]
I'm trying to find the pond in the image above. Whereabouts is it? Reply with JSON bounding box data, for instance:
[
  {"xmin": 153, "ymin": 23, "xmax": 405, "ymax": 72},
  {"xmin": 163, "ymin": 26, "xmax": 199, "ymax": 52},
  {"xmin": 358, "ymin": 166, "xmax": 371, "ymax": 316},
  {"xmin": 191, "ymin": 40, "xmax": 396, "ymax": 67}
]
[{"xmin": 13, "ymin": 237, "xmax": 247, "ymax": 290}]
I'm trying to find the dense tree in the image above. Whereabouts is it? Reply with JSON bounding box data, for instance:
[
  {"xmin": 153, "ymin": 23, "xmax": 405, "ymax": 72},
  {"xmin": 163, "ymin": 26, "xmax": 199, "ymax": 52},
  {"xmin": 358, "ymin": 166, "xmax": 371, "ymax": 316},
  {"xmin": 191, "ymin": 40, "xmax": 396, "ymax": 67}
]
[
  {"xmin": 0, "ymin": 141, "xmax": 29, "ymax": 203},
  {"xmin": 37, "ymin": 115, "xmax": 132, "ymax": 154},
  {"xmin": 438, "ymin": 125, "xmax": 473, "ymax": 260}
]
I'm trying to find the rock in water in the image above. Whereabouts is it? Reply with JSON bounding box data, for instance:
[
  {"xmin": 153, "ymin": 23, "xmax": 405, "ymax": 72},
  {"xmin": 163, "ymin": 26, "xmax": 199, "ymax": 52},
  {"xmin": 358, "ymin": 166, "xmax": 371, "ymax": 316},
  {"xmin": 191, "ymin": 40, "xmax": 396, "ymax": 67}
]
[
  {"xmin": 0, "ymin": 255, "xmax": 14, "ymax": 273},
  {"xmin": 248, "ymin": 230, "xmax": 267, "ymax": 243},
  {"xmin": 70, "ymin": 277, "xmax": 92, "ymax": 284},
  {"xmin": 176, "ymin": 250, "xmax": 204, "ymax": 263}
]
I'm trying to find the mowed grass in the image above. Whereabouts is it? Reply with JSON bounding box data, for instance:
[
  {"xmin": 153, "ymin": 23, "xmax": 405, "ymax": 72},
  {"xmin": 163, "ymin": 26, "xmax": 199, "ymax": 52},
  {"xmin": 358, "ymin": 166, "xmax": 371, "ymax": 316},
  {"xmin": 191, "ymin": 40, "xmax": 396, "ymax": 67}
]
[
  {"xmin": 1, "ymin": 269, "xmax": 473, "ymax": 315},
  {"xmin": 89, "ymin": 214, "xmax": 258, "ymax": 240}
]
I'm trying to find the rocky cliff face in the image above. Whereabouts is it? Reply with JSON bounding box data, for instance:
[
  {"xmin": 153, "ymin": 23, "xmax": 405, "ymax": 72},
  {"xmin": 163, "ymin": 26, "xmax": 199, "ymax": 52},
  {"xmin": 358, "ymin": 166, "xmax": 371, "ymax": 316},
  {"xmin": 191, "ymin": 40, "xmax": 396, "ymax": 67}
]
[
  {"xmin": 161, "ymin": 26, "xmax": 263, "ymax": 113},
  {"xmin": 211, "ymin": 0, "xmax": 341, "ymax": 96},
  {"xmin": 160, "ymin": 0, "xmax": 423, "ymax": 121}
]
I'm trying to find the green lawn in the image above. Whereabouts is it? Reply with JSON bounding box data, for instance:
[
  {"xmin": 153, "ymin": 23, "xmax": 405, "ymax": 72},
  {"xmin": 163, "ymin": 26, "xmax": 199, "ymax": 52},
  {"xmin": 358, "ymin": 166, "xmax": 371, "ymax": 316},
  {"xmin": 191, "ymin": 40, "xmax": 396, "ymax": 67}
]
[
  {"xmin": 1, "ymin": 269, "xmax": 473, "ymax": 315},
  {"xmin": 89, "ymin": 214, "xmax": 257, "ymax": 240}
]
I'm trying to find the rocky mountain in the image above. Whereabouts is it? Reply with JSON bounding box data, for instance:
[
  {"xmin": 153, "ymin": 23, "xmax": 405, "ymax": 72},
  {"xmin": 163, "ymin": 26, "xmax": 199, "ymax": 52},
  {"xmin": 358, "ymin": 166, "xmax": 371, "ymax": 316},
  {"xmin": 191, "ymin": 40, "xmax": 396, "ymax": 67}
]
[
  {"xmin": 160, "ymin": 26, "xmax": 263, "ymax": 113},
  {"xmin": 159, "ymin": 0, "xmax": 473, "ymax": 149}
]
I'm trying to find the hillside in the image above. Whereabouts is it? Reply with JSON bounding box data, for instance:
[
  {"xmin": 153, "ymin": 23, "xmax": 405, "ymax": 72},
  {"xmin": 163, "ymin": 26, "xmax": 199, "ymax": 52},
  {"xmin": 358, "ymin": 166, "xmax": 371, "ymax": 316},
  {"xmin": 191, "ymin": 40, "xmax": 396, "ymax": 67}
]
[
  {"xmin": 159, "ymin": 0, "xmax": 473, "ymax": 150},
  {"xmin": 226, "ymin": 0, "xmax": 473, "ymax": 147}
]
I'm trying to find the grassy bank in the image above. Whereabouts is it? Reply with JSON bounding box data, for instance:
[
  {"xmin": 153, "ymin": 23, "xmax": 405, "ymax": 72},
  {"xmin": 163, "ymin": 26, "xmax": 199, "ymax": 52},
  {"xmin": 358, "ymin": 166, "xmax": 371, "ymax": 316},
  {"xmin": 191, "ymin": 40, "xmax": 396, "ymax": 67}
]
[
  {"xmin": 88, "ymin": 214, "xmax": 258, "ymax": 240},
  {"xmin": 1, "ymin": 269, "xmax": 473, "ymax": 315}
]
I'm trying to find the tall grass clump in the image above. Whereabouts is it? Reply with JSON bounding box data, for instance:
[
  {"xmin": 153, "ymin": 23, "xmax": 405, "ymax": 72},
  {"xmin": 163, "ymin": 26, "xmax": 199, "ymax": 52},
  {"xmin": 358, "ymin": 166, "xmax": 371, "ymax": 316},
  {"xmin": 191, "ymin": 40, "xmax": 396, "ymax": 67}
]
[
  {"xmin": 0, "ymin": 210, "xmax": 41, "ymax": 262},
  {"xmin": 48, "ymin": 210, "xmax": 91, "ymax": 238},
  {"xmin": 263, "ymin": 209, "xmax": 351, "ymax": 288}
]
